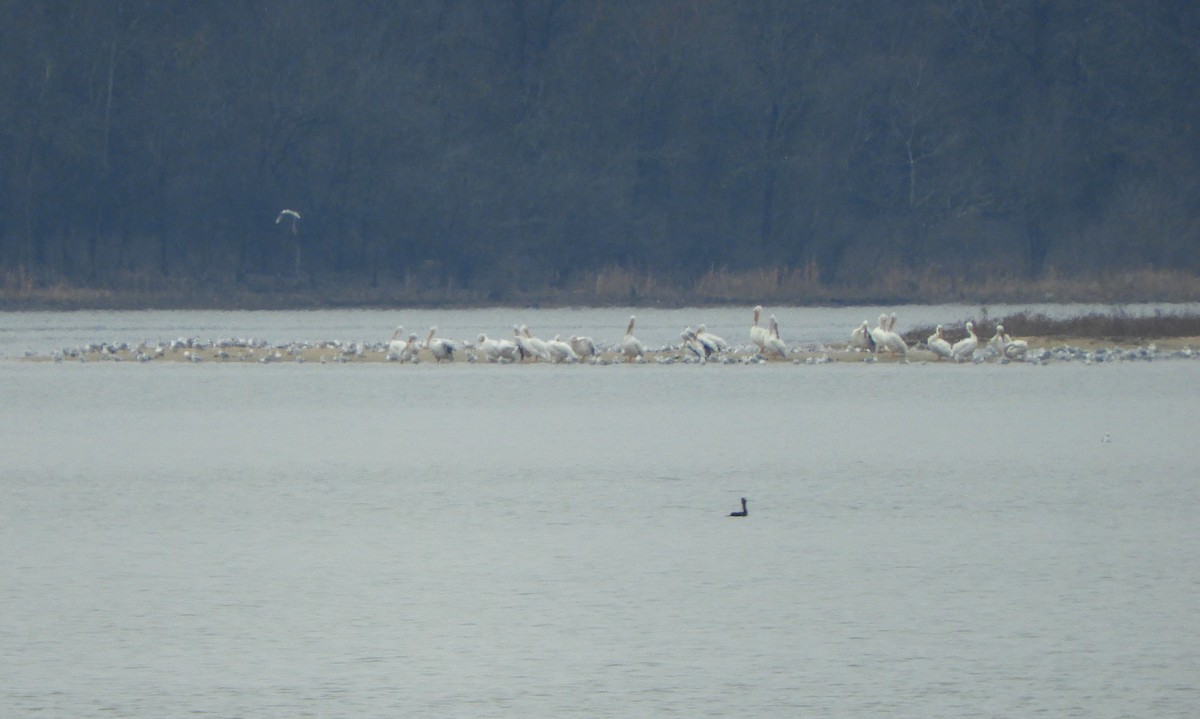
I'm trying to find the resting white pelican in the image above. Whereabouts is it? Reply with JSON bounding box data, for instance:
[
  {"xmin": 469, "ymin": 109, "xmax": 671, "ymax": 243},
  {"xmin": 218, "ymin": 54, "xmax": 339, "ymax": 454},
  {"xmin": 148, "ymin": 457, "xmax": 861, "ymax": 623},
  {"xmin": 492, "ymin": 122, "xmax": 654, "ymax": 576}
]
[
  {"xmin": 927, "ymin": 325, "xmax": 953, "ymax": 360},
  {"xmin": 750, "ymin": 306, "xmax": 769, "ymax": 352},
  {"xmin": 478, "ymin": 333, "xmax": 518, "ymax": 362},
  {"xmin": 569, "ymin": 335, "xmax": 596, "ymax": 359},
  {"xmin": 546, "ymin": 335, "xmax": 579, "ymax": 363},
  {"xmin": 1000, "ymin": 325, "xmax": 1029, "ymax": 359},
  {"xmin": 696, "ymin": 324, "xmax": 728, "ymax": 353},
  {"xmin": 398, "ymin": 333, "xmax": 420, "ymax": 362},
  {"xmin": 386, "ymin": 326, "xmax": 407, "ymax": 360},
  {"xmin": 425, "ymin": 326, "xmax": 458, "ymax": 363},
  {"xmin": 621, "ymin": 315, "xmax": 645, "ymax": 362},
  {"xmin": 680, "ymin": 327, "xmax": 710, "ymax": 360},
  {"xmin": 950, "ymin": 321, "xmax": 978, "ymax": 362},
  {"xmin": 849, "ymin": 320, "xmax": 873, "ymax": 351},
  {"xmin": 763, "ymin": 315, "xmax": 788, "ymax": 358}
]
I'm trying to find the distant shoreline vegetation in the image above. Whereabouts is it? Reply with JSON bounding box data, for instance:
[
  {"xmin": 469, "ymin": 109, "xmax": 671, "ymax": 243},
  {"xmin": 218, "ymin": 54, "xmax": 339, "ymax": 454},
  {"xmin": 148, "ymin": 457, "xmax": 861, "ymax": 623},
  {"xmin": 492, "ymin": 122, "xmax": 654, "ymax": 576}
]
[
  {"xmin": 2, "ymin": 264, "xmax": 1199, "ymax": 312},
  {"xmin": 904, "ymin": 311, "xmax": 1200, "ymax": 346}
]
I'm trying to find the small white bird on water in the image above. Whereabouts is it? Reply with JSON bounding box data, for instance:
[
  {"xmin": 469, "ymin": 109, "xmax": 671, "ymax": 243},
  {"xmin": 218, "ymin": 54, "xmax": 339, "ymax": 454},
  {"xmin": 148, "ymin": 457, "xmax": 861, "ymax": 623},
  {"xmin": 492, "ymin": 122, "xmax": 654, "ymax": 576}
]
[{"xmin": 275, "ymin": 209, "xmax": 302, "ymax": 234}]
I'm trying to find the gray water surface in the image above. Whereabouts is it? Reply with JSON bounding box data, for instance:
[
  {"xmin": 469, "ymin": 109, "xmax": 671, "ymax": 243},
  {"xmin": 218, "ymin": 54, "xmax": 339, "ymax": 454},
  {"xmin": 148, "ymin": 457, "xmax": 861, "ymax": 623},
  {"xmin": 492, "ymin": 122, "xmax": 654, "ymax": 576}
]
[{"xmin": 2, "ymin": 311, "xmax": 1198, "ymax": 717}]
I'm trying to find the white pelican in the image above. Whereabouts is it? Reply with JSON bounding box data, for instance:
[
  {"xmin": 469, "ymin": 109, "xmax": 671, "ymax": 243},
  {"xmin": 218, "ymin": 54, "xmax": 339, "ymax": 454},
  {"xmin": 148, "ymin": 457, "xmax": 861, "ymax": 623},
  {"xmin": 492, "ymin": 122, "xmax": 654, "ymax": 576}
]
[
  {"xmin": 478, "ymin": 333, "xmax": 518, "ymax": 362},
  {"xmin": 520, "ymin": 325, "xmax": 552, "ymax": 362},
  {"xmin": 950, "ymin": 321, "xmax": 978, "ymax": 362},
  {"xmin": 763, "ymin": 315, "xmax": 788, "ymax": 358},
  {"xmin": 621, "ymin": 315, "xmax": 645, "ymax": 362},
  {"xmin": 750, "ymin": 305, "xmax": 769, "ymax": 352},
  {"xmin": 868, "ymin": 313, "xmax": 890, "ymax": 353},
  {"xmin": 879, "ymin": 316, "xmax": 908, "ymax": 355},
  {"xmin": 386, "ymin": 326, "xmax": 406, "ymax": 360},
  {"xmin": 927, "ymin": 325, "xmax": 953, "ymax": 360},
  {"xmin": 1000, "ymin": 325, "xmax": 1028, "ymax": 359},
  {"xmin": 512, "ymin": 325, "xmax": 532, "ymax": 360},
  {"xmin": 398, "ymin": 333, "xmax": 420, "ymax": 362},
  {"xmin": 425, "ymin": 326, "xmax": 458, "ymax": 363},
  {"xmin": 680, "ymin": 327, "xmax": 709, "ymax": 360},
  {"xmin": 696, "ymin": 324, "xmax": 728, "ymax": 353},
  {"xmin": 849, "ymin": 320, "xmax": 873, "ymax": 351},
  {"xmin": 546, "ymin": 335, "xmax": 579, "ymax": 363},
  {"xmin": 988, "ymin": 325, "xmax": 1007, "ymax": 355},
  {"xmin": 275, "ymin": 209, "xmax": 301, "ymax": 234},
  {"xmin": 569, "ymin": 335, "xmax": 597, "ymax": 359}
]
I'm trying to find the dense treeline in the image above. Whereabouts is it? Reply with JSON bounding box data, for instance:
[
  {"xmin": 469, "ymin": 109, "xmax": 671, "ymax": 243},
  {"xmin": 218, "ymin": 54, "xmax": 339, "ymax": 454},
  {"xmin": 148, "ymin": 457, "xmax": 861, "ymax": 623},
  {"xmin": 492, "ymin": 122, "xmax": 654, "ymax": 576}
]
[{"xmin": 2, "ymin": 0, "xmax": 1198, "ymax": 305}]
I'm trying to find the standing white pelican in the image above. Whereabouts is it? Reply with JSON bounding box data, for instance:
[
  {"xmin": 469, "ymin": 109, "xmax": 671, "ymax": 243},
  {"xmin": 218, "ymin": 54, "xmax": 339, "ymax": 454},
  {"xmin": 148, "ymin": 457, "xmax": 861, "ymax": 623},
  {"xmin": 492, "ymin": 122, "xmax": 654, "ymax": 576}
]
[
  {"xmin": 512, "ymin": 325, "xmax": 532, "ymax": 361},
  {"xmin": 275, "ymin": 209, "xmax": 301, "ymax": 234},
  {"xmin": 750, "ymin": 306, "xmax": 769, "ymax": 352},
  {"xmin": 868, "ymin": 313, "xmax": 890, "ymax": 353},
  {"xmin": 849, "ymin": 320, "xmax": 874, "ymax": 351},
  {"xmin": 569, "ymin": 335, "xmax": 597, "ymax": 359},
  {"xmin": 951, "ymin": 321, "xmax": 978, "ymax": 362},
  {"xmin": 546, "ymin": 335, "xmax": 579, "ymax": 363},
  {"xmin": 988, "ymin": 325, "xmax": 1007, "ymax": 356},
  {"xmin": 927, "ymin": 325, "xmax": 953, "ymax": 360},
  {"xmin": 386, "ymin": 326, "xmax": 407, "ymax": 360},
  {"xmin": 425, "ymin": 326, "xmax": 458, "ymax": 363},
  {"xmin": 621, "ymin": 315, "xmax": 645, "ymax": 362},
  {"xmin": 696, "ymin": 324, "xmax": 728, "ymax": 353},
  {"xmin": 520, "ymin": 325, "xmax": 552, "ymax": 362},
  {"xmin": 763, "ymin": 315, "xmax": 788, "ymax": 358},
  {"xmin": 880, "ymin": 316, "xmax": 908, "ymax": 355}
]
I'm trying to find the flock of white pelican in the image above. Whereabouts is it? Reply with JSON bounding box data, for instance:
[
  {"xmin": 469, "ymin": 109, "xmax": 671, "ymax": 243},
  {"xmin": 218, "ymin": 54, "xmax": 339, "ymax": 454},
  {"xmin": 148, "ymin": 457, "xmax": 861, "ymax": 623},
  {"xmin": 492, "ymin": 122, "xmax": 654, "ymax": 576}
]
[
  {"xmin": 372, "ymin": 306, "xmax": 1031, "ymax": 365},
  {"xmin": 32, "ymin": 304, "xmax": 1194, "ymax": 365},
  {"xmin": 375, "ymin": 307, "xmax": 810, "ymax": 365}
]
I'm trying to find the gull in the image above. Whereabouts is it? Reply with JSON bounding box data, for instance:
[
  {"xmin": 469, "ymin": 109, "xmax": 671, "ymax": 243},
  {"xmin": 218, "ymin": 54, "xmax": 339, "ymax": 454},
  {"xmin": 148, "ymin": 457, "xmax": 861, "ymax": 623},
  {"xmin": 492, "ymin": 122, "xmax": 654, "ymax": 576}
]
[{"xmin": 275, "ymin": 209, "xmax": 301, "ymax": 234}]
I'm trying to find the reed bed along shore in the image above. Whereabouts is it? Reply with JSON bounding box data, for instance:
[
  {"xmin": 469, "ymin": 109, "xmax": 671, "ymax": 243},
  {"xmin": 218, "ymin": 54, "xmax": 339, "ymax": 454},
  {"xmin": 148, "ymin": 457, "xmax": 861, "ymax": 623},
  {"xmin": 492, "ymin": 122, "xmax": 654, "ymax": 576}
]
[
  {"xmin": 3, "ymin": 265, "xmax": 1200, "ymax": 310},
  {"xmin": 904, "ymin": 311, "xmax": 1200, "ymax": 346}
]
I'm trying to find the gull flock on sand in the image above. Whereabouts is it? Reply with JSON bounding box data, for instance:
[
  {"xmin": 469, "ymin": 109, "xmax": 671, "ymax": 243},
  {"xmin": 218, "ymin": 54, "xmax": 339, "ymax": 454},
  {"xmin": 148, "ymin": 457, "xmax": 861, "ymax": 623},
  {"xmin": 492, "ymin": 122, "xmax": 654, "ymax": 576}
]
[{"xmin": 32, "ymin": 305, "xmax": 1199, "ymax": 366}]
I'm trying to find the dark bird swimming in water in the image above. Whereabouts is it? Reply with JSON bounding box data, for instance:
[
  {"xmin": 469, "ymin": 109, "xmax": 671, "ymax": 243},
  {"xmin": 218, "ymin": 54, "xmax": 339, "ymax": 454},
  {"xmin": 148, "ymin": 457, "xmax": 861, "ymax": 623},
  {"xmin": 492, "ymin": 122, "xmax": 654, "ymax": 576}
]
[{"xmin": 729, "ymin": 497, "xmax": 748, "ymax": 517}]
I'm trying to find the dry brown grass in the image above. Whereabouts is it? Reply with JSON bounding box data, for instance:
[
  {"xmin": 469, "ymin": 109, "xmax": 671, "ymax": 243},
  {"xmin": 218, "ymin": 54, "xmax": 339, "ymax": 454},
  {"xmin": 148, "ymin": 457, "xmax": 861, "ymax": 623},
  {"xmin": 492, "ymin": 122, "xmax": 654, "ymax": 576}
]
[{"xmin": 905, "ymin": 310, "xmax": 1200, "ymax": 346}]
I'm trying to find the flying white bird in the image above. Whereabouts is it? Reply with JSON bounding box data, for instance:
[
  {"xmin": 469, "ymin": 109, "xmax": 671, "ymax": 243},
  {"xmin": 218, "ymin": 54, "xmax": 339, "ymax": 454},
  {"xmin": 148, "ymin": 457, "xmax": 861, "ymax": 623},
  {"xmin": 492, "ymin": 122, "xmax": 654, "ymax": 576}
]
[{"xmin": 275, "ymin": 209, "xmax": 302, "ymax": 234}]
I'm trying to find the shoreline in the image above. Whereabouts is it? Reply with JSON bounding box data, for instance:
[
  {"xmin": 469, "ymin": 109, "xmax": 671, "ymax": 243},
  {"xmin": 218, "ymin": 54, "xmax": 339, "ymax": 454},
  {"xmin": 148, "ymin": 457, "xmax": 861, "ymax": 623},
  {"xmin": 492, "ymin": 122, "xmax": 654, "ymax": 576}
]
[
  {"xmin": 17, "ymin": 335, "xmax": 1200, "ymax": 365},
  {"xmin": 4, "ymin": 267, "xmax": 1200, "ymax": 311}
]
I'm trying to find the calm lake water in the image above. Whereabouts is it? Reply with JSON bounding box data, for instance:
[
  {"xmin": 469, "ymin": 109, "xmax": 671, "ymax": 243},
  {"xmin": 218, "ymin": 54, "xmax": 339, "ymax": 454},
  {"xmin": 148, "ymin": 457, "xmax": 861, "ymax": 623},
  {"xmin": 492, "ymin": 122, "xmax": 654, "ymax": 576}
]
[{"xmin": 2, "ymin": 307, "xmax": 1198, "ymax": 717}]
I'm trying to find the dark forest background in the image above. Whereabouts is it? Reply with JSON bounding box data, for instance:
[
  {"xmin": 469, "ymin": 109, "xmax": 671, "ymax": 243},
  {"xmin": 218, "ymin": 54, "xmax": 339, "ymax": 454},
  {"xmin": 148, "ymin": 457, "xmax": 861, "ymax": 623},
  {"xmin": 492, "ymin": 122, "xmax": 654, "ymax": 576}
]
[{"xmin": 2, "ymin": 0, "xmax": 1199, "ymax": 306}]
